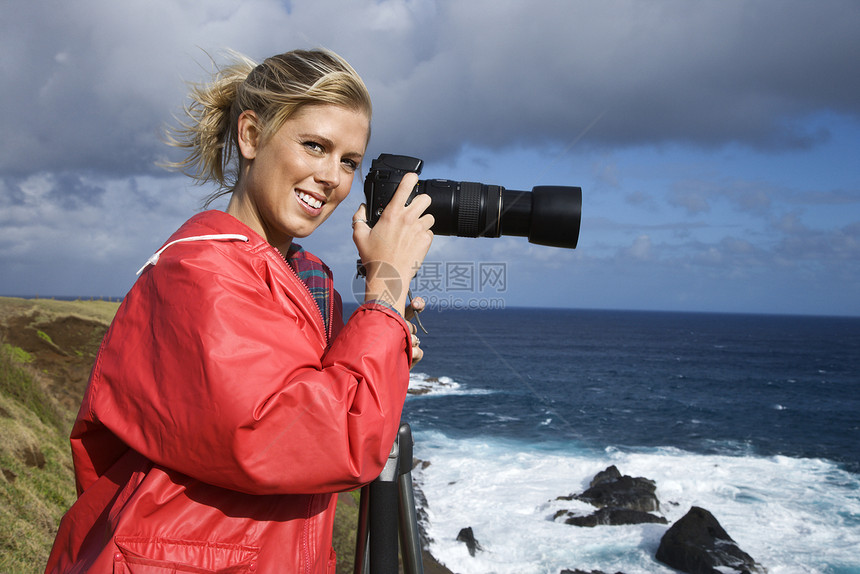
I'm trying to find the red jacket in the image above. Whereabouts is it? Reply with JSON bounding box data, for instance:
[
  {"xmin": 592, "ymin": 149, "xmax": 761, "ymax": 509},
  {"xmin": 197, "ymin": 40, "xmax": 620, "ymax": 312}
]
[{"xmin": 46, "ymin": 210, "xmax": 412, "ymax": 573}]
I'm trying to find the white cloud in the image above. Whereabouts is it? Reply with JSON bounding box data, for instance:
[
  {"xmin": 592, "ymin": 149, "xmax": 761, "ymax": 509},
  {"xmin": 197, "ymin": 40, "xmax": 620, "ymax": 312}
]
[{"xmin": 626, "ymin": 235, "xmax": 653, "ymax": 261}]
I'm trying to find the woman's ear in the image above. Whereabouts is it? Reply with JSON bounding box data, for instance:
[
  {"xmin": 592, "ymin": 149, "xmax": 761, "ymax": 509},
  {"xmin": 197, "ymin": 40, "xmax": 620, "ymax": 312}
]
[{"xmin": 237, "ymin": 110, "xmax": 260, "ymax": 160}]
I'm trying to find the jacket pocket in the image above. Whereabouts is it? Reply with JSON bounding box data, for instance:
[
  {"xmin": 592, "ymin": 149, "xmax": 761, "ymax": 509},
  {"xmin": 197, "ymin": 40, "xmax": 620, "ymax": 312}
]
[{"xmin": 113, "ymin": 537, "xmax": 259, "ymax": 574}]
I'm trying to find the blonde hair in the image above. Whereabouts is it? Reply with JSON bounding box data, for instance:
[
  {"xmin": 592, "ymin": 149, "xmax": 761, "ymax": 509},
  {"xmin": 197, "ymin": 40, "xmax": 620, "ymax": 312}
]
[{"xmin": 164, "ymin": 49, "xmax": 372, "ymax": 204}]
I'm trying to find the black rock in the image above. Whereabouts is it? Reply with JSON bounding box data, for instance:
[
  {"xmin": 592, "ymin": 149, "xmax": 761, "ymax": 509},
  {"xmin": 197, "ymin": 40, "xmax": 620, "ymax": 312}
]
[
  {"xmin": 554, "ymin": 466, "xmax": 667, "ymax": 527},
  {"xmin": 562, "ymin": 507, "xmax": 668, "ymax": 527},
  {"xmin": 411, "ymin": 479, "xmax": 434, "ymax": 550},
  {"xmin": 575, "ymin": 465, "xmax": 660, "ymax": 513},
  {"xmin": 456, "ymin": 526, "xmax": 482, "ymax": 557},
  {"xmin": 590, "ymin": 465, "xmax": 623, "ymax": 486},
  {"xmin": 656, "ymin": 506, "xmax": 765, "ymax": 574}
]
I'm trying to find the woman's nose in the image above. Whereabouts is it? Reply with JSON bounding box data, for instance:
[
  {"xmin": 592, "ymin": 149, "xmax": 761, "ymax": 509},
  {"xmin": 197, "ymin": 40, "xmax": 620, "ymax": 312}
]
[{"xmin": 315, "ymin": 158, "xmax": 341, "ymax": 189}]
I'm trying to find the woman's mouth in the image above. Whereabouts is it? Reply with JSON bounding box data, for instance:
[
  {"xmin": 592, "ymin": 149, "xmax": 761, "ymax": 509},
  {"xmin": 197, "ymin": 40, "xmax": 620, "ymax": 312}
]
[{"xmin": 296, "ymin": 190, "xmax": 325, "ymax": 211}]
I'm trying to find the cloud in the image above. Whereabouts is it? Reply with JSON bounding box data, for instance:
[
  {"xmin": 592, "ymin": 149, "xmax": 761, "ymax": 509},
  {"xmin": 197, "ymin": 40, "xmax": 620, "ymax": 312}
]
[
  {"xmin": 625, "ymin": 235, "xmax": 654, "ymax": 261},
  {"xmin": 0, "ymin": 171, "xmax": 202, "ymax": 295},
  {"xmin": 1, "ymin": 0, "xmax": 296, "ymax": 176},
  {"xmin": 366, "ymin": 0, "xmax": 860, "ymax": 161},
  {"xmin": 4, "ymin": 0, "xmax": 859, "ymax": 177},
  {"xmin": 669, "ymin": 178, "xmax": 777, "ymax": 216},
  {"xmin": 772, "ymin": 214, "xmax": 860, "ymax": 265}
]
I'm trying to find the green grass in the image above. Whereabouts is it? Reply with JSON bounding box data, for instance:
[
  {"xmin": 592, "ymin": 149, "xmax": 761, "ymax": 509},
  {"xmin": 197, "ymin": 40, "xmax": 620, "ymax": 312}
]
[
  {"xmin": 0, "ymin": 358, "xmax": 76, "ymax": 574},
  {"xmin": 0, "ymin": 297, "xmax": 112, "ymax": 573},
  {"xmin": 0, "ymin": 345, "xmax": 65, "ymax": 431},
  {"xmin": 35, "ymin": 331, "xmax": 54, "ymax": 346},
  {"xmin": 2, "ymin": 344, "xmax": 33, "ymax": 365},
  {"xmin": 333, "ymin": 489, "xmax": 361, "ymax": 573}
]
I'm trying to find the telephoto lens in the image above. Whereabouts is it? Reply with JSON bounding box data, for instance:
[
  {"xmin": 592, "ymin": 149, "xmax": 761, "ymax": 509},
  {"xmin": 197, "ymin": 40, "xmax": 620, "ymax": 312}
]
[{"xmin": 364, "ymin": 154, "xmax": 581, "ymax": 249}]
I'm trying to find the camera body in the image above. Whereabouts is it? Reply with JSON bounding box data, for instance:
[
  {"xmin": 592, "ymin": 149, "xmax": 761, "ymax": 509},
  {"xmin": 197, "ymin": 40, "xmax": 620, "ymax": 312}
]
[{"xmin": 363, "ymin": 153, "xmax": 581, "ymax": 249}]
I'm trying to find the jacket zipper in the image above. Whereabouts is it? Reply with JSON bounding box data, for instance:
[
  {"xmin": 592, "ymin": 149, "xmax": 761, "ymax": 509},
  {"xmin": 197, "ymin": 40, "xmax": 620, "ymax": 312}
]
[
  {"xmin": 273, "ymin": 248, "xmax": 331, "ymax": 344},
  {"xmin": 327, "ymin": 281, "xmax": 334, "ymax": 342}
]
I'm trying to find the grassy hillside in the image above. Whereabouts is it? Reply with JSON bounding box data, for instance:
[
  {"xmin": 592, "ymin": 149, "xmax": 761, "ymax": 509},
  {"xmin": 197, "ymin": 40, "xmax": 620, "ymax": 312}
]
[{"xmin": 0, "ymin": 296, "xmax": 118, "ymax": 573}]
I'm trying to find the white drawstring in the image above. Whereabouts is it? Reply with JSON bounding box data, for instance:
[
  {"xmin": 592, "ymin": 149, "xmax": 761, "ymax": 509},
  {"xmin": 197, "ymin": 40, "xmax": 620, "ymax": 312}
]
[{"xmin": 136, "ymin": 234, "xmax": 249, "ymax": 275}]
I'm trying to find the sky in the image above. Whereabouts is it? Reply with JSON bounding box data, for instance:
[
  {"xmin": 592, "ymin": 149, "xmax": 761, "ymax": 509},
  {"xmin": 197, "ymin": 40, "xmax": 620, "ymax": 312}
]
[{"xmin": 2, "ymin": 0, "xmax": 859, "ymax": 316}]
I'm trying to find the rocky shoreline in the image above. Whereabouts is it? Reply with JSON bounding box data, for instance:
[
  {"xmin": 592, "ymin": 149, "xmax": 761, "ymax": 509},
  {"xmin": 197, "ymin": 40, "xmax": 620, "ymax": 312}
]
[{"xmin": 413, "ymin": 463, "xmax": 766, "ymax": 574}]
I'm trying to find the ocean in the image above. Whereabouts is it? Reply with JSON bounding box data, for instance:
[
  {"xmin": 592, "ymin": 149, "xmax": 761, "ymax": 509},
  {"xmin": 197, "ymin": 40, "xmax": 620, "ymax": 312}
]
[{"xmin": 391, "ymin": 308, "xmax": 860, "ymax": 574}]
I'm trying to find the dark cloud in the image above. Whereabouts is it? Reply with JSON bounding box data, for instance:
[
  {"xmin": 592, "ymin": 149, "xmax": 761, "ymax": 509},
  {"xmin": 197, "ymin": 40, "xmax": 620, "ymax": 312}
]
[
  {"xmin": 367, "ymin": 0, "xmax": 860, "ymax": 162},
  {"xmin": 773, "ymin": 216, "xmax": 860, "ymax": 264},
  {"xmin": 3, "ymin": 0, "xmax": 859, "ymax": 176},
  {"xmin": 0, "ymin": 1, "xmax": 293, "ymax": 176},
  {"xmin": 668, "ymin": 178, "xmax": 778, "ymax": 216},
  {"xmin": 49, "ymin": 173, "xmax": 107, "ymax": 209}
]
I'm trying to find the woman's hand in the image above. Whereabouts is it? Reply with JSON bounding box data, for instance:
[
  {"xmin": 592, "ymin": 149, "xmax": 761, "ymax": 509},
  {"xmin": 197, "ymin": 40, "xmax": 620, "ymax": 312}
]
[{"xmin": 352, "ymin": 172, "xmax": 434, "ymax": 315}]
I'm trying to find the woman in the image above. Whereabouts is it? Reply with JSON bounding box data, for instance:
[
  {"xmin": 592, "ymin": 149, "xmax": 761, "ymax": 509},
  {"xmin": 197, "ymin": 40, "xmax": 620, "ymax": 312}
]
[{"xmin": 46, "ymin": 49, "xmax": 433, "ymax": 573}]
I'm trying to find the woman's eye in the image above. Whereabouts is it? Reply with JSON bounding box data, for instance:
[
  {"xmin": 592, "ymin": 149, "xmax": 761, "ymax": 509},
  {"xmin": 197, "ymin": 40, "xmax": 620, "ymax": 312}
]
[
  {"xmin": 342, "ymin": 158, "xmax": 358, "ymax": 172},
  {"xmin": 303, "ymin": 141, "xmax": 324, "ymax": 153}
]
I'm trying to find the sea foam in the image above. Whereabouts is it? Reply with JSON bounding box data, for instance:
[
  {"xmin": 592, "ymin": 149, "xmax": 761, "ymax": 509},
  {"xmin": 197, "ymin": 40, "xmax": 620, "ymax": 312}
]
[
  {"xmin": 409, "ymin": 371, "xmax": 496, "ymax": 397},
  {"xmin": 411, "ymin": 431, "xmax": 860, "ymax": 574}
]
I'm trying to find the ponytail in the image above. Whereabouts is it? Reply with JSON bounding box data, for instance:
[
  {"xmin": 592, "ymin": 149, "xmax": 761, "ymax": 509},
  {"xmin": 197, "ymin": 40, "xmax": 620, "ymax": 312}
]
[{"xmin": 163, "ymin": 51, "xmax": 256, "ymax": 202}]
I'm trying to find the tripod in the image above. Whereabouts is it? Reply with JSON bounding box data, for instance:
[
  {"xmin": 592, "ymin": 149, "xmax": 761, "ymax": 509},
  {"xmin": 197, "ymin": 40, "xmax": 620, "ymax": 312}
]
[{"xmin": 353, "ymin": 423, "xmax": 424, "ymax": 574}]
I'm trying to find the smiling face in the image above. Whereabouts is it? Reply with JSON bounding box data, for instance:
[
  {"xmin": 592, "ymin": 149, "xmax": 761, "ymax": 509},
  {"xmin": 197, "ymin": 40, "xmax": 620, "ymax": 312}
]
[{"xmin": 227, "ymin": 104, "xmax": 370, "ymax": 253}]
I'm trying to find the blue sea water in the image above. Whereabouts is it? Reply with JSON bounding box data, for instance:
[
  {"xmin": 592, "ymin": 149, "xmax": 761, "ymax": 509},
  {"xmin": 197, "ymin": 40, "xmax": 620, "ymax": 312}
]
[{"xmin": 396, "ymin": 308, "xmax": 860, "ymax": 574}]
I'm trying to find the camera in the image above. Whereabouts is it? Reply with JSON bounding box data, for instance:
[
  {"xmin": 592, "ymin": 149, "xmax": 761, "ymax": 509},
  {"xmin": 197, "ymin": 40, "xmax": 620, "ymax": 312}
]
[{"xmin": 363, "ymin": 153, "xmax": 581, "ymax": 249}]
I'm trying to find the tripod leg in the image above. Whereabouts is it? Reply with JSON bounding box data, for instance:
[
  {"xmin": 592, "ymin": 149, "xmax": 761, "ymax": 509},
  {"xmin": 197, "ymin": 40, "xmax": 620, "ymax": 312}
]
[
  {"xmin": 398, "ymin": 470, "xmax": 424, "ymax": 574},
  {"xmin": 369, "ymin": 476, "xmax": 400, "ymax": 572},
  {"xmin": 396, "ymin": 424, "xmax": 424, "ymax": 574},
  {"xmin": 353, "ymin": 484, "xmax": 371, "ymax": 574},
  {"xmin": 360, "ymin": 427, "xmax": 402, "ymax": 573},
  {"xmin": 354, "ymin": 423, "xmax": 426, "ymax": 574}
]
